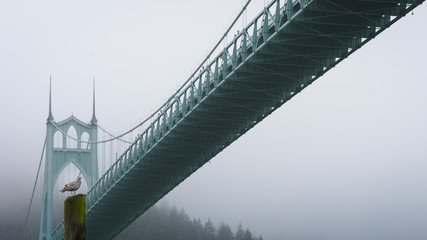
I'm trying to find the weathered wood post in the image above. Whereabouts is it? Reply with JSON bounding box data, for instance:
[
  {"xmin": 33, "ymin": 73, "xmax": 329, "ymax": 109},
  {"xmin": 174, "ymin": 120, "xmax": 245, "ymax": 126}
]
[{"xmin": 64, "ymin": 194, "xmax": 86, "ymax": 240}]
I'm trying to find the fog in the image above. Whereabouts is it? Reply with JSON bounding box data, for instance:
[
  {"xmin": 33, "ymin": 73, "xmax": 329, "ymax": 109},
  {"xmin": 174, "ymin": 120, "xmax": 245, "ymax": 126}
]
[{"xmin": 1, "ymin": 1, "xmax": 426, "ymax": 239}]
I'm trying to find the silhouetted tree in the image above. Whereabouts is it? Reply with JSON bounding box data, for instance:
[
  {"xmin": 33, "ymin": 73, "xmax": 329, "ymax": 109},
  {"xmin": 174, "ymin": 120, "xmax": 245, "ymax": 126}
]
[
  {"xmin": 235, "ymin": 223, "xmax": 245, "ymax": 240},
  {"xmin": 217, "ymin": 223, "xmax": 234, "ymax": 240},
  {"xmin": 203, "ymin": 219, "xmax": 216, "ymax": 240},
  {"xmin": 190, "ymin": 218, "xmax": 204, "ymax": 240},
  {"xmin": 113, "ymin": 203, "xmax": 263, "ymax": 240},
  {"xmin": 243, "ymin": 228, "xmax": 253, "ymax": 240}
]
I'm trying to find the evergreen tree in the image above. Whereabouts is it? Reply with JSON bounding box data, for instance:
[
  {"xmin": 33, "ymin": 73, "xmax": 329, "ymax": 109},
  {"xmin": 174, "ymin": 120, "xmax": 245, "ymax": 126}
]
[
  {"xmin": 217, "ymin": 223, "xmax": 234, "ymax": 240},
  {"xmin": 243, "ymin": 228, "xmax": 253, "ymax": 240},
  {"xmin": 113, "ymin": 203, "xmax": 263, "ymax": 240},
  {"xmin": 235, "ymin": 223, "xmax": 245, "ymax": 240},
  {"xmin": 190, "ymin": 218, "xmax": 204, "ymax": 240},
  {"xmin": 203, "ymin": 219, "xmax": 216, "ymax": 240}
]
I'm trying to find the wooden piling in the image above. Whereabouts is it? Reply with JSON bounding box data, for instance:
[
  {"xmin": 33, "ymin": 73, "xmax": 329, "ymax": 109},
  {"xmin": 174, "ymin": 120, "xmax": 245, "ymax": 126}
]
[{"xmin": 64, "ymin": 194, "xmax": 86, "ymax": 240}]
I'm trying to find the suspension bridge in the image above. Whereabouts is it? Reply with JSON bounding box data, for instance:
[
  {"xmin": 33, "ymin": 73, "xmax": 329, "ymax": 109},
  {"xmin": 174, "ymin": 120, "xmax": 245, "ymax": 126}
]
[{"xmin": 22, "ymin": 0, "xmax": 425, "ymax": 239}]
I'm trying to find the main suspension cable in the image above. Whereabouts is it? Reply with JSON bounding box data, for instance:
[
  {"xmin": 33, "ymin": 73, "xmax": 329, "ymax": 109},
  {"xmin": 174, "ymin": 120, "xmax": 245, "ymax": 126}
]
[
  {"xmin": 49, "ymin": 0, "xmax": 252, "ymax": 145},
  {"xmin": 96, "ymin": 124, "xmax": 133, "ymax": 144}
]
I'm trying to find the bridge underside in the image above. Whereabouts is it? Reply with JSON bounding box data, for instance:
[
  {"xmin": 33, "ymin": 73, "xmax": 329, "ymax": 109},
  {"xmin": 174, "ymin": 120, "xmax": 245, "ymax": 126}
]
[{"xmin": 53, "ymin": 0, "xmax": 424, "ymax": 239}]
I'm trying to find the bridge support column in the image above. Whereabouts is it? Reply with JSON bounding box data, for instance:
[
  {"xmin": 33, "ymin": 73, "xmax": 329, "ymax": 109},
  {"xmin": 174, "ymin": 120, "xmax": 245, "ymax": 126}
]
[{"xmin": 39, "ymin": 83, "xmax": 99, "ymax": 239}]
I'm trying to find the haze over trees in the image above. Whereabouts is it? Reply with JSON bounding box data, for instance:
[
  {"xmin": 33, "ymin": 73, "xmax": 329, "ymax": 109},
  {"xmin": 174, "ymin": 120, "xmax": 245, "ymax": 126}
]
[
  {"xmin": 115, "ymin": 202, "xmax": 264, "ymax": 240},
  {"xmin": 3, "ymin": 201, "xmax": 265, "ymax": 240}
]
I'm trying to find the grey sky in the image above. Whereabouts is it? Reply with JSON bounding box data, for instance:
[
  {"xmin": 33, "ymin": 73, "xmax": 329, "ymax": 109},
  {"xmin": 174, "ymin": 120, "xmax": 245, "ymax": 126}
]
[{"xmin": 1, "ymin": 1, "xmax": 426, "ymax": 239}]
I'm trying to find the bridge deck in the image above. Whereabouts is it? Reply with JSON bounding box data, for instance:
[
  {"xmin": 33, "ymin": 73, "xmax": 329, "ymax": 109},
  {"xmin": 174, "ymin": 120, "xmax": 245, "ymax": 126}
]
[{"xmin": 50, "ymin": 0, "xmax": 425, "ymax": 239}]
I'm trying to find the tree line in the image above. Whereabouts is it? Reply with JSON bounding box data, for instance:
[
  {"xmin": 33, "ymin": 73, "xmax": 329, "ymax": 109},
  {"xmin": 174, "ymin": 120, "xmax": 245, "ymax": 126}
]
[{"xmin": 115, "ymin": 202, "xmax": 264, "ymax": 240}]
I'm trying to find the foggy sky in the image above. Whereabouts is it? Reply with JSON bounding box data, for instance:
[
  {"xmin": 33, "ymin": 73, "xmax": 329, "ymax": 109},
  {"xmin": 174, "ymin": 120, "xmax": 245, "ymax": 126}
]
[{"xmin": 1, "ymin": 1, "xmax": 426, "ymax": 239}]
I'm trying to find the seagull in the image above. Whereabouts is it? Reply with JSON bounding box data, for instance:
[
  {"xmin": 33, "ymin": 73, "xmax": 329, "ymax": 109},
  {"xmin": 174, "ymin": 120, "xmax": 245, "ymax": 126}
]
[{"xmin": 60, "ymin": 175, "xmax": 82, "ymax": 195}]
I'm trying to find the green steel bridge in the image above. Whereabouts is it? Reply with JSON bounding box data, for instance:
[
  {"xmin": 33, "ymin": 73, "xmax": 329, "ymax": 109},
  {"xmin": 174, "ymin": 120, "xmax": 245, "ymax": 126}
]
[{"xmin": 33, "ymin": 0, "xmax": 425, "ymax": 239}]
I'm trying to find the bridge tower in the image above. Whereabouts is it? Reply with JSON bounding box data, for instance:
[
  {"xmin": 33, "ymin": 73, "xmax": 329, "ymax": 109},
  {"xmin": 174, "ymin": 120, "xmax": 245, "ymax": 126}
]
[{"xmin": 39, "ymin": 82, "xmax": 99, "ymax": 240}]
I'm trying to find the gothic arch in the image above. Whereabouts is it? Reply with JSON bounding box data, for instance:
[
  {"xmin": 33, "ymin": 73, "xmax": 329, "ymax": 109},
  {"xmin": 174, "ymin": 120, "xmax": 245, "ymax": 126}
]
[
  {"xmin": 53, "ymin": 131, "xmax": 63, "ymax": 148},
  {"xmin": 52, "ymin": 161, "xmax": 89, "ymax": 228},
  {"xmin": 53, "ymin": 158, "xmax": 90, "ymax": 187},
  {"xmin": 66, "ymin": 125, "xmax": 78, "ymax": 149},
  {"xmin": 80, "ymin": 132, "xmax": 90, "ymax": 149}
]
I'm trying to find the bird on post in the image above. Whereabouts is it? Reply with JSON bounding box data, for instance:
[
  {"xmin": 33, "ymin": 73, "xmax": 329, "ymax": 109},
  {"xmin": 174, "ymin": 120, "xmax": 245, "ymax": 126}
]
[{"xmin": 60, "ymin": 174, "xmax": 82, "ymax": 195}]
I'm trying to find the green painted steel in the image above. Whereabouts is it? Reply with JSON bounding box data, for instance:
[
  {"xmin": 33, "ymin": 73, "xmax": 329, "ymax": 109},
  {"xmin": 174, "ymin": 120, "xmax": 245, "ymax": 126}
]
[
  {"xmin": 40, "ymin": 82, "xmax": 99, "ymax": 240},
  {"xmin": 49, "ymin": 0, "xmax": 425, "ymax": 239}
]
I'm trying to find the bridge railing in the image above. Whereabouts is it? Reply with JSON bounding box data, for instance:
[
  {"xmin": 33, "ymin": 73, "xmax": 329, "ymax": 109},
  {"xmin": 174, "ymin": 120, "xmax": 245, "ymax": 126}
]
[
  {"xmin": 52, "ymin": 0, "xmax": 312, "ymax": 238},
  {"xmin": 51, "ymin": 220, "xmax": 64, "ymax": 240},
  {"xmin": 84, "ymin": 0, "xmax": 311, "ymax": 215}
]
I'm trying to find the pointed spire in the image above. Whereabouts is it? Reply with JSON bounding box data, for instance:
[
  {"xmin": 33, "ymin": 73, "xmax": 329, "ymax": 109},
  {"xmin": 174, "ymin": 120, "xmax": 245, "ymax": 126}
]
[
  {"xmin": 91, "ymin": 78, "xmax": 97, "ymax": 125},
  {"xmin": 47, "ymin": 76, "xmax": 54, "ymax": 123}
]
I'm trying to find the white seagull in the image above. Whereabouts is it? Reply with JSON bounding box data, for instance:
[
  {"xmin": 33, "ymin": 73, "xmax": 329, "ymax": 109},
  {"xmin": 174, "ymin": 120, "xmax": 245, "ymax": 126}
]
[{"xmin": 60, "ymin": 175, "xmax": 82, "ymax": 195}]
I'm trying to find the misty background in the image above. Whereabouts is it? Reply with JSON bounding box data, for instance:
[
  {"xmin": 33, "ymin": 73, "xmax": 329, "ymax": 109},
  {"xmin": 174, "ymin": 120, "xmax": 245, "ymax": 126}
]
[{"xmin": 1, "ymin": 1, "xmax": 426, "ymax": 239}]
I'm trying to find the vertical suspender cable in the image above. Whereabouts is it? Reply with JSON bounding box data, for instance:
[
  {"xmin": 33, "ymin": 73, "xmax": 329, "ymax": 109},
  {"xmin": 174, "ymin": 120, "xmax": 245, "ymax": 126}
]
[{"xmin": 111, "ymin": 141, "xmax": 114, "ymax": 171}]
